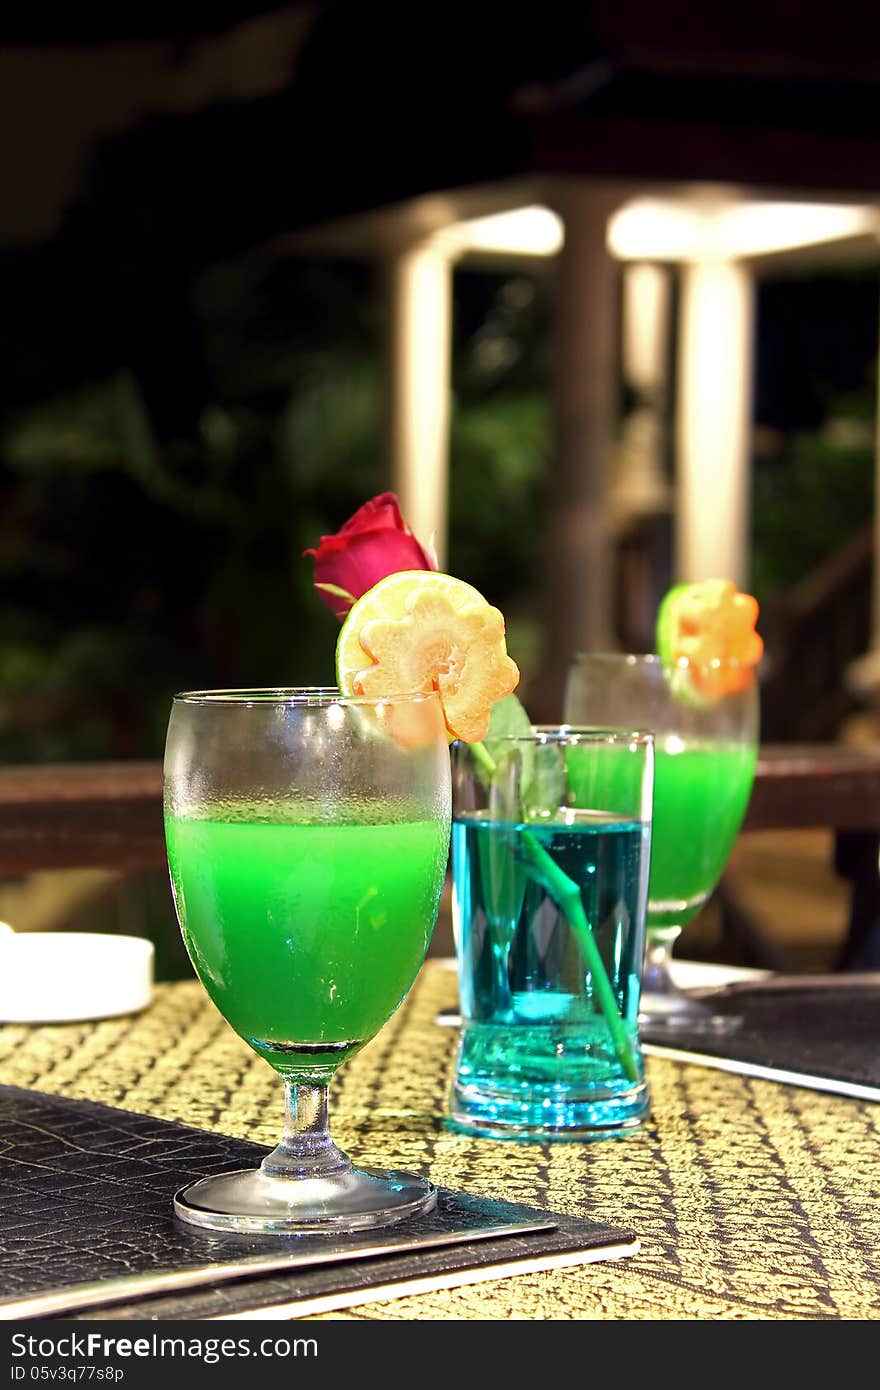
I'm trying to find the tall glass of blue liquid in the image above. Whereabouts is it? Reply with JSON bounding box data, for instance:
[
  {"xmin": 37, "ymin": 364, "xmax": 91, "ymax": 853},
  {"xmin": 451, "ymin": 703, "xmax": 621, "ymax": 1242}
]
[{"xmin": 449, "ymin": 727, "xmax": 654, "ymax": 1141}]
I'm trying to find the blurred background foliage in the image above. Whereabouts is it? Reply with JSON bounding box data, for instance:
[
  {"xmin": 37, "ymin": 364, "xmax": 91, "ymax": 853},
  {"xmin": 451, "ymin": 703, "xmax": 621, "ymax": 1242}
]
[
  {"xmin": 750, "ymin": 266, "xmax": 877, "ymax": 604},
  {"xmin": 0, "ymin": 252, "xmax": 878, "ymax": 764},
  {"xmin": 751, "ymin": 413, "xmax": 874, "ymax": 602},
  {"xmin": 0, "ymin": 253, "xmax": 551, "ymax": 763}
]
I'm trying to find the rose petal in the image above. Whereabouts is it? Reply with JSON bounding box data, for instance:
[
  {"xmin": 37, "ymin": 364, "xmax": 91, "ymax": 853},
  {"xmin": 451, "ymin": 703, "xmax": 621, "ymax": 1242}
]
[{"xmin": 305, "ymin": 492, "xmax": 437, "ymax": 618}]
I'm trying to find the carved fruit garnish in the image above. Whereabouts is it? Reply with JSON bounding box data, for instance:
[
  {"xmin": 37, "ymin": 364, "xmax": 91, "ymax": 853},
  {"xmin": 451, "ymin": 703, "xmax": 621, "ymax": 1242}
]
[
  {"xmin": 656, "ymin": 578, "xmax": 763, "ymax": 700},
  {"xmin": 336, "ymin": 571, "xmax": 520, "ymax": 742}
]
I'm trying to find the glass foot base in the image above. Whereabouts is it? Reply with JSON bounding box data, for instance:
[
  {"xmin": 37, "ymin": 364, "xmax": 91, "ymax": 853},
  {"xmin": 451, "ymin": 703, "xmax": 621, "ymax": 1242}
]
[
  {"xmin": 174, "ymin": 1166, "xmax": 437, "ymax": 1235},
  {"xmin": 446, "ymin": 1109, "xmax": 648, "ymax": 1143},
  {"xmin": 449, "ymin": 1017, "xmax": 650, "ymax": 1142},
  {"xmin": 448, "ymin": 1080, "xmax": 650, "ymax": 1143}
]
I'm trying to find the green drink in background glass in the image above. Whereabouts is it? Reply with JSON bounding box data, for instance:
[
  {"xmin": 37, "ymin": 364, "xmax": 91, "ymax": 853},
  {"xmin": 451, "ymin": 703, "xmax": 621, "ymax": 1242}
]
[
  {"xmin": 564, "ymin": 654, "xmax": 759, "ymax": 1033},
  {"xmin": 164, "ymin": 688, "xmax": 451, "ymax": 1235},
  {"xmin": 648, "ymin": 740, "xmax": 757, "ymax": 929}
]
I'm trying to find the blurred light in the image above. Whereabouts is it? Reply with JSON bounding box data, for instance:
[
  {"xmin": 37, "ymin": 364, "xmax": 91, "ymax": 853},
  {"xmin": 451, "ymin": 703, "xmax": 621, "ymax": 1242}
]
[
  {"xmin": 718, "ymin": 202, "xmax": 877, "ymax": 257},
  {"xmin": 608, "ymin": 198, "xmax": 878, "ymax": 262},
  {"xmin": 445, "ymin": 205, "xmax": 564, "ymax": 258},
  {"xmin": 326, "ymin": 702, "xmax": 346, "ymax": 731},
  {"xmin": 608, "ymin": 200, "xmax": 704, "ymax": 260}
]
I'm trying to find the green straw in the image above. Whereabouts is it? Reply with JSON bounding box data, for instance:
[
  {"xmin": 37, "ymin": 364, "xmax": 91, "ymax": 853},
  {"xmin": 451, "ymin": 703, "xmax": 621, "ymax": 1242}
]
[{"xmin": 515, "ymin": 829, "xmax": 639, "ymax": 1082}]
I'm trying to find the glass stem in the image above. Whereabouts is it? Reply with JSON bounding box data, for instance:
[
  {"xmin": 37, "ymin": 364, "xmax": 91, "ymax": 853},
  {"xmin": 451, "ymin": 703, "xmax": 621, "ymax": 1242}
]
[
  {"xmin": 260, "ymin": 1079, "xmax": 351, "ymax": 1180},
  {"xmin": 642, "ymin": 926, "xmax": 683, "ymax": 998}
]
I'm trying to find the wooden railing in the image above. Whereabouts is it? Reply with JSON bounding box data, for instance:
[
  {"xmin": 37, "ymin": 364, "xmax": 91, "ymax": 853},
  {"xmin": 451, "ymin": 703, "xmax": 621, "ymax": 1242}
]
[
  {"xmin": 2, "ymin": 745, "xmax": 880, "ymax": 874},
  {"xmin": 725, "ymin": 744, "xmax": 880, "ymax": 971},
  {"xmin": 2, "ymin": 748, "xmax": 880, "ymax": 972},
  {"xmin": 0, "ymin": 762, "xmax": 164, "ymax": 874},
  {"xmin": 760, "ymin": 524, "xmax": 874, "ymax": 742}
]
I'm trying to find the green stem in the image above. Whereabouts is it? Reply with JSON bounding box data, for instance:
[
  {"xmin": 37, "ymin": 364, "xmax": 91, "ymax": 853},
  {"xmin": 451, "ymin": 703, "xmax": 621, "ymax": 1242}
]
[
  {"xmin": 471, "ymin": 740, "xmax": 639, "ymax": 1085},
  {"xmin": 516, "ymin": 830, "xmax": 639, "ymax": 1083},
  {"xmin": 470, "ymin": 739, "xmax": 498, "ymax": 781}
]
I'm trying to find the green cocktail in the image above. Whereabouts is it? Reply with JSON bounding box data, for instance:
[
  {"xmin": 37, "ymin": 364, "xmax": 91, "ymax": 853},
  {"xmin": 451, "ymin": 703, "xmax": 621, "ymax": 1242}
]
[
  {"xmin": 163, "ymin": 688, "xmax": 452, "ymax": 1234},
  {"xmin": 649, "ymin": 740, "xmax": 757, "ymax": 929},
  {"xmin": 166, "ymin": 811, "xmax": 448, "ymax": 1074},
  {"xmin": 564, "ymin": 653, "xmax": 759, "ymax": 1030},
  {"xmin": 564, "ymin": 736, "xmax": 755, "ymax": 929}
]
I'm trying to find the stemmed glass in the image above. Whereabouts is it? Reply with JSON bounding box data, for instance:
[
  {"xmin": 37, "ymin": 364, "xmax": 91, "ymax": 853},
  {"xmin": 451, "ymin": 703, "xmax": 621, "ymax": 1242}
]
[
  {"xmin": 564, "ymin": 655, "xmax": 759, "ymax": 1033},
  {"xmin": 163, "ymin": 688, "xmax": 451, "ymax": 1233}
]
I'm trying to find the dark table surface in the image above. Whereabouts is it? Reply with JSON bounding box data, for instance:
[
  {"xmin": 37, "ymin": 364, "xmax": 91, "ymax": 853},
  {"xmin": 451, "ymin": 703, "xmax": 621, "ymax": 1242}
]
[{"xmin": 2, "ymin": 967, "xmax": 879, "ymax": 1320}]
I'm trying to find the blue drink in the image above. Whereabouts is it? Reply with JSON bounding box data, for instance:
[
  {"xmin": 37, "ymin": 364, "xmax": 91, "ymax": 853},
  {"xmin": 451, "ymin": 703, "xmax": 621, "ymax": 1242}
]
[{"xmin": 450, "ymin": 807, "xmax": 651, "ymax": 1140}]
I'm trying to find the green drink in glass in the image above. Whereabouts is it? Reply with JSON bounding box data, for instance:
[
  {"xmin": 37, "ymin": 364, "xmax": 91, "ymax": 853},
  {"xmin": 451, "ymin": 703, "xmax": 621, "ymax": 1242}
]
[
  {"xmin": 164, "ymin": 688, "xmax": 451, "ymax": 1234},
  {"xmin": 649, "ymin": 740, "xmax": 757, "ymax": 928},
  {"xmin": 166, "ymin": 814, "xmax": 448, "ymax": 1074},
  {"xmin": 565, "ymin": 654, "xmax": 759, "ymax": 1032}
]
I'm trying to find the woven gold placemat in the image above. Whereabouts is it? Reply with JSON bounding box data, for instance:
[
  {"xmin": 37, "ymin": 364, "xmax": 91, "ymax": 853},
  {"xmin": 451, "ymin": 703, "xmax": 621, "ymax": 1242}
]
[{"xmin": 2, "ymin": 961, "xmax": 879, "ymax": 1320}]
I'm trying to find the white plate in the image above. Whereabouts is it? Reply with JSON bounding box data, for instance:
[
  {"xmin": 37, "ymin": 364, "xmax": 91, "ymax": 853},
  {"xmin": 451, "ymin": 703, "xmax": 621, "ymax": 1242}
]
[{"xmin": 0, "ymin": 927, "xmax": 154, "ymax": 1023}]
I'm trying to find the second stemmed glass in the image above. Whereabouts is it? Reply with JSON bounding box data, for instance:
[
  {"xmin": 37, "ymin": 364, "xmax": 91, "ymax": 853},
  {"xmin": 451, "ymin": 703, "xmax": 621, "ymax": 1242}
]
[
  {"xmin": 564, "ymin": 654, "xmax": 759, "ymax": 1033},
  {"xmin": 164, "ymin": 688, "xmax": 451, "ymax": 1234}
]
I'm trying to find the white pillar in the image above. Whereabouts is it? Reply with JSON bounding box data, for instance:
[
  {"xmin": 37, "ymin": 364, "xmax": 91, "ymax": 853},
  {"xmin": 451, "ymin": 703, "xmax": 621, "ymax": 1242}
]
[
  {"xmin": 676, "ymin": 259, "xmax": 754, "ymax": 586},
  {"xmin": 622, "ymin": 262, "xmax": 670, "ymax": 399},
  {"xmin": 385, "ymin": 237, "xmax": 452, "ymax": 566},
  {"xmin": 614, "ymin": 262, "xmax": 672, "ymax": 520}
]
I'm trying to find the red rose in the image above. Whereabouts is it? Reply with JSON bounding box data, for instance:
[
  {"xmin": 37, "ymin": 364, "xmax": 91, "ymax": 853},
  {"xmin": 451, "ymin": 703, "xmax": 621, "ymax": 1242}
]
[{"xmin": 304, "ymin": 492, "xmax": 437, "ymax": 619}]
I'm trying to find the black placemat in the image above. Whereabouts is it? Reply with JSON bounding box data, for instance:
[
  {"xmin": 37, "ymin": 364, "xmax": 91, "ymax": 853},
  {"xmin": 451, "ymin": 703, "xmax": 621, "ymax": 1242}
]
[
  {"xmin": 0, "ymin": 1085, "xmax": 637, "ymax": 1320},
  {"xmin": 642, "ymin": 978, "xmax": 880, "ymax": 1099}
]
